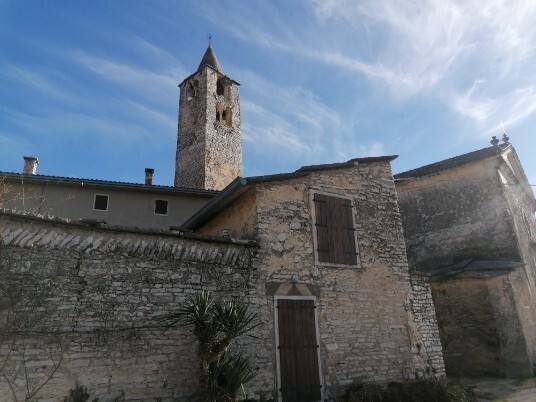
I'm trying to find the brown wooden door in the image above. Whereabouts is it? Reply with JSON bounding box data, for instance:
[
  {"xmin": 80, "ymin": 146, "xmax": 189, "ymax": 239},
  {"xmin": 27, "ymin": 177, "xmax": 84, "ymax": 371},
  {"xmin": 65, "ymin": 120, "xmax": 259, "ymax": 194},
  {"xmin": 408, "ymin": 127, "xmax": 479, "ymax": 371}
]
[{"xmin": 277, "ymin": 299, "xmax": 322, "ymax": 401}]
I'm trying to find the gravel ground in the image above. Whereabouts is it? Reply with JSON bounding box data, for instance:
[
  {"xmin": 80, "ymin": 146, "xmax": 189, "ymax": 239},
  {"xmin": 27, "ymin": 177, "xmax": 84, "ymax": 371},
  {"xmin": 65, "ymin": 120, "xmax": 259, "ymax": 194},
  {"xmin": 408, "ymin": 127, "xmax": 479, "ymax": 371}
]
[{"xmin": 456, "ymin": 377, "xmax": 536, "ymax": 402}]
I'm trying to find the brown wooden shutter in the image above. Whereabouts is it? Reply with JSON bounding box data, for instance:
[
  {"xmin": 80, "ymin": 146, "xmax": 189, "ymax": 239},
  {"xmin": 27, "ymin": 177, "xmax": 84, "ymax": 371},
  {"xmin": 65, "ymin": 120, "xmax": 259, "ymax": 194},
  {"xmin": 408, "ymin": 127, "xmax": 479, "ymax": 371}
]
[
  {"xmin": 277, "ymin": 299, "xmax": 321, "ymax": 401},
  {"xmin": 313, "ymin": 193, "xmax": 358, "ymax": 265},
  {"xmin": 313, "ymin": 193, "xmax": 331, "ymax": 263}
]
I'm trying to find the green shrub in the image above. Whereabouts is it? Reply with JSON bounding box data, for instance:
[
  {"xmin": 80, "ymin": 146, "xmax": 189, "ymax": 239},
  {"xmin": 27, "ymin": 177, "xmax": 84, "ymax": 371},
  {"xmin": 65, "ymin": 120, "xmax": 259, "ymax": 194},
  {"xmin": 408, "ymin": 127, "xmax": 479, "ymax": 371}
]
[
  {"xmin": 167, "ymin": 291, "xmax": 259, "ymax": 401},
  {"xmin": 340, "ymin": 378, "xmax": 476, "ymax": 402},
  {"xmin": 64, "ymin": 384, "xmax": 99, "ymax": 402}
]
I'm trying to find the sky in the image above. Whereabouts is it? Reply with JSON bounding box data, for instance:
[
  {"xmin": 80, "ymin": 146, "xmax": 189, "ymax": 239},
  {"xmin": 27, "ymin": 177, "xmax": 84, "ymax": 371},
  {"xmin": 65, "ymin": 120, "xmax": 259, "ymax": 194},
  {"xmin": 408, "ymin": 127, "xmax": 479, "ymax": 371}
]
[{"xmin": 1, "ymin": 0, "xmax": 535, "ymax": 188}]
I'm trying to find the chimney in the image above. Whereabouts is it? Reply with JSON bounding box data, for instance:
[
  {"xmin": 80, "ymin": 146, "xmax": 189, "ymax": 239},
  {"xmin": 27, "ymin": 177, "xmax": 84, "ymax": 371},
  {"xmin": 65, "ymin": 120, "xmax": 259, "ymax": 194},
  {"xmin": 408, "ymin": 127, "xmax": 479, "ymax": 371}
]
[
  {"xmin": 145, "ymin": 168, "xmax": 154, "ymax": 185},
  {"xmin": 23, "ymin": 156, "xmax": 39, "ymax": 174}
]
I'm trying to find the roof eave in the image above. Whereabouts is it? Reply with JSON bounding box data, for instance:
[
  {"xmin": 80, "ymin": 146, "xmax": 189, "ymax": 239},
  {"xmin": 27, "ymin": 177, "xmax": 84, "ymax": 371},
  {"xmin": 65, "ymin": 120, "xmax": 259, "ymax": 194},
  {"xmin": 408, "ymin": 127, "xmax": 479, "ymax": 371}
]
[
  {"xmin": 395, "ymin": 145, "xmax": 510, "ymax": 180},
  {"xmin": 0, "ymin": 172, "xmax": 217, "ymax": 197},
  {"xmin": 179, "ymin": 66, "xmax": 240, "ymax": 87},
  {"xmin": 180, "ymin": 177, "xmax": 250, "ymax": 230},
  {"xmin": 297, "ymin": 155, "xmax": 398, "ymax": 173}
]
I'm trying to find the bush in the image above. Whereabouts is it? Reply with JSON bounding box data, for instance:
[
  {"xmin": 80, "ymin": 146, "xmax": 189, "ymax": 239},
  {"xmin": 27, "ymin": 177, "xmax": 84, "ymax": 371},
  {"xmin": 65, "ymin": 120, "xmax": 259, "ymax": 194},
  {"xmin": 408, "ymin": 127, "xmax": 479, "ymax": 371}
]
[
  {"xmin": 167, "ymin": 291, "xmax": 258, "ymax": 401},
  {"xmin": 340, "ymin": 378, "xmax": 476, "ymax": 402},
  {"xmin": 64, "ymin": 384, "xmax": 99, "ymax": 402}
]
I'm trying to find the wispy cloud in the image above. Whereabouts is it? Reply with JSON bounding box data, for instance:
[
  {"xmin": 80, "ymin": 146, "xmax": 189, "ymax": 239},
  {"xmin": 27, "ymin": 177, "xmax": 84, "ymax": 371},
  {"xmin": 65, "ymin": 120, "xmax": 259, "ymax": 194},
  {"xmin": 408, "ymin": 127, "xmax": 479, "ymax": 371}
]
[
  {"xmin": 0, "ymin": 69, "xmax": 175, "ymax": 144},
  {"xmin": 311, "ymin": 0, "xmax": 536, "ymax": 128},
  {"xmin": 0, "ymin": 131, "xmax": 29, "ymax": 169},
  {"xmin": 125, "ymin": 100, "xmax": 177, "ymax": 139},
  {"xmin": 1, "ymin": 64, "xmax": 76, "ymax": 102},
  {"xmin": 238, "ymin": 70, "xmax": 347, "ymax": 165},
  {"xmin": 124, "ymin": 35, "xmax": 185, "ymax": 69},
  {"xmin": 242, "ymin": 100, "xmax": 314, "ymax": 152},
  {"xmin": 450, "ymin": 80, "xmax": 499, "ymax": 121},
  {"xmin": 484, "ymin": 87, "xmax": 536, "ymax": 135},
  {"xmin": 66, "ymin": 51, "xmax": 182, "ymax": 105},
  {"xmin": 204, "ymin": 0, "xmax": 536, "ymax": 135},
  {"xmin": 335, "ymin": 141, "xmax": 387, "ymax": 161}
]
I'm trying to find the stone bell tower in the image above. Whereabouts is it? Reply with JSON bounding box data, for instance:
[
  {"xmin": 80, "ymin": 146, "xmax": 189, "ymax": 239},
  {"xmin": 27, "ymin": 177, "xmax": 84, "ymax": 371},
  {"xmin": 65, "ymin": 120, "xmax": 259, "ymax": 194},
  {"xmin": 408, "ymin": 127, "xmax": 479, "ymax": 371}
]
[{"xmin": 174, "ymin": 46, "xmax": 242, "ymax": 190}]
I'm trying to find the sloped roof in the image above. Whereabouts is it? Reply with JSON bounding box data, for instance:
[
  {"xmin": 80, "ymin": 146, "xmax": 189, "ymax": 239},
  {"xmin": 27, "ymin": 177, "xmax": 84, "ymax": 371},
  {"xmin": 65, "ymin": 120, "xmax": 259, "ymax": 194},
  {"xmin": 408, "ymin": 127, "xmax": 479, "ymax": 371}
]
[
  {"xmin": 181, "ymin": 155, "xmax": 398, "ymax": 230},
  {"xmin": 179, "ymin": 45, "xmax": 239, "ymax": 87},
  {"xmin": 197, "ymin": 45, "xmax": 223, "ymax": 74},
  {"xmin": 0, "ymin": 171, "xmax": 217, "ymax": 197},
  {"xmin": 395, "ymin": 144, "xmax": 509, "ymax": 180},
  {"xmin": 300, "ymin": 155, "xmax": 398, "ymax": 172}
]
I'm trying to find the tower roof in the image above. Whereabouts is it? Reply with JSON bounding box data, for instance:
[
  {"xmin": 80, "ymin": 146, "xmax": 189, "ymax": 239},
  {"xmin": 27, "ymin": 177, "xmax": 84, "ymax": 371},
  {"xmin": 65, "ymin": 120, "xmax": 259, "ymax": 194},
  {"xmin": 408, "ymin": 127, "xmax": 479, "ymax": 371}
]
[{"xmin": 197, "ymin": 45, "xmax": 223, "ymax": 74}]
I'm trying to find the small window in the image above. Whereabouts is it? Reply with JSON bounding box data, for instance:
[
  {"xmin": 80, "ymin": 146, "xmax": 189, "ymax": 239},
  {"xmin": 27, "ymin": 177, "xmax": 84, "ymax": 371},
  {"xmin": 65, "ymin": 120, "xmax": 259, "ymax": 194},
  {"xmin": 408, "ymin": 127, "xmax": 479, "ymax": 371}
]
[
  {"xmin": 216, "ymin": 78, "xmax": 225, "ymax": 96},
  {"xmin": 186, "ymin": 80, "xmax": 199, "ymax": 101},
  {"xmin": 312, "ymin": 192, "xmax": 359, "ymax": 266},
  {"xmin": 94, "ymin": 194, "xmax": 108, "ymax": 211},
  {"xmin": 187, "ymin": 82, "xmax": 194, "ymax": 101},
  {"xmin": 216, "ymin": 103, "xmax": 224, "ymax": 122},
  {"xmin": 155, "ymin": 200, "xmax": 168, "ymax": 215}
]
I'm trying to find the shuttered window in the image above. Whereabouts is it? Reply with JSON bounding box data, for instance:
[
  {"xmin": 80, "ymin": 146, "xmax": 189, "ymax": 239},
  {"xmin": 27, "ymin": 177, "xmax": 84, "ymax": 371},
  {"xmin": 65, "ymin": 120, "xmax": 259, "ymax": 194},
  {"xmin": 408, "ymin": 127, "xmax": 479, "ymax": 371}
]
[{"xmin": 313, "ymin": 193, "xmax": 358, "ymax": 265}]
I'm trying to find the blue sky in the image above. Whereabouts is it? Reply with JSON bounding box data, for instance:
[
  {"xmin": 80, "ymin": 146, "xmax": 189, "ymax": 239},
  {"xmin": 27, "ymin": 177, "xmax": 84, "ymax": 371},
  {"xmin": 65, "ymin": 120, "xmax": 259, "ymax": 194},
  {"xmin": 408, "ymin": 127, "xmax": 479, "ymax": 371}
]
[{"xmin": 1, "ymin": 1, "xmax": 535, "ymax": 188}]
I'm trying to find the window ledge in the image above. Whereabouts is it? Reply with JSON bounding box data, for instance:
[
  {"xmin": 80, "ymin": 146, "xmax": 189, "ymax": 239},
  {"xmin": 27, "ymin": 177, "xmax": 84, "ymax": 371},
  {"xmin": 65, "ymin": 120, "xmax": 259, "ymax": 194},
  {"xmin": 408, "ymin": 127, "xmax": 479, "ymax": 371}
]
[{"xmin": 315, "ymin": 261, "xmax": 362, "ymax": 269}]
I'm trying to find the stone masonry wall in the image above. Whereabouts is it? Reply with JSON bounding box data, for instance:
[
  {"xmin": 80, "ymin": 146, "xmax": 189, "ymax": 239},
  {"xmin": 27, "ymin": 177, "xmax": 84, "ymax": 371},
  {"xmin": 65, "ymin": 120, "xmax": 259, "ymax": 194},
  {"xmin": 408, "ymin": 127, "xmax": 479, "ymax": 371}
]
[
  {"xmin": 431, "ymin": 272, "xmax": 532, "ymax": 378},
  {"xmin": 175, "ymin": 67, "xmax": 242, "ymax": 191},
  {"xmin": 499, "ymin": 150, "xmax": 536, "ymax": 372},
  {"xmin": 397, "ymin": 148, "xmax": 536, "ymax": 378},
  {"xmin": 488, "ymin": 270, "xmax": 535, "ymax": 377},
  {"xmin": 199, "ymin": 188, "xmax": 257, "ymax": 239},
  {"xmin": 395, "ymin": 159, "xmax": 519, "ymax": 271},
  {"xmin": 197, "ymin": 161, "xmax": 445, "ymax": 400},
  {"xmin": 431, "ymin": 278, "xmax": 502, "ymax": 377},
  {"xmin": 0, "ymin": 213, "xmax": 274, "ymax": 401},
  {"xmin": 204, "ymin": 70, "xmax": 242, "ymax": 191},
  {"xmin": 175, "ymin": 69, "xmax": 208, "ymax": 189},
  {"xmin": 255, "ymin": 164, "xmax": 444, "ymax": 399},
  {"xmin": 409, "ymin": 275, "xmax": 446, "ymax": 376}
]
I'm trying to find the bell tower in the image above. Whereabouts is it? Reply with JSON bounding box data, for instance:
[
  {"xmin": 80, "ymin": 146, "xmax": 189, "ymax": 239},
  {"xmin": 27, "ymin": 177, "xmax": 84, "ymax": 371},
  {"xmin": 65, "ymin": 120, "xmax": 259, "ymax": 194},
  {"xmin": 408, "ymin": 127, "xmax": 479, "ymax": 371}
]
[{"xmin": 174, "ymin": 46, "xmax": 242, "ymax": 190}]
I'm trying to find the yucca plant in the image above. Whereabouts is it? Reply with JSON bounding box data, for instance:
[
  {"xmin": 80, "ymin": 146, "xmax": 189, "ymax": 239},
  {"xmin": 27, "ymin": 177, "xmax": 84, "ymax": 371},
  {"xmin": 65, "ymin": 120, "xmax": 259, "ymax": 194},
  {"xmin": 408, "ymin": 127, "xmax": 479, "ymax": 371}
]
[{"xmin": 168, "ymin": 291, "xmax": 258, "ymax": 401}]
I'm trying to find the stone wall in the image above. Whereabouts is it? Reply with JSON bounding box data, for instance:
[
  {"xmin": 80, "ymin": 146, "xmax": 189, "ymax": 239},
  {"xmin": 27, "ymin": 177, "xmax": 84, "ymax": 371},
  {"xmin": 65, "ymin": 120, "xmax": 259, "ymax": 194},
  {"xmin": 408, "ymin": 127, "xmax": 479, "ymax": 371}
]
[
  {"xmin": 498, "ymin": 151, "xmax": 536, "ymax": 373},
  {"xmin": 0, "ymin": 213, "xmax": 271, "ymax": 401},
  {"xmin": 258, "ymin": 164, "xmax": 444, "ymax": 399},
  {"xmin": 200, "ymin": 187, "xmax": 257, "ymax": 239},
  {"xmin": 395, "ymin": 159, "xmax": 519, "ymax": 271},
  {"xmin": 431, "ymin": 274, "xmax": 533, "ymax": 377},
  {"xmin": 431, "ymin": 278, "xmax": 502, "ymax": 376},
  {"xmin": 198, "ymin": 161, "xmax": 445, "ymax": 399},
  {"xmin": 409, "ymin": 275, "xmax": 445, "ymax": 376},
  {"xmin": 396, "ymin": 148, "xmax": 536, "ymax": 378}
]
